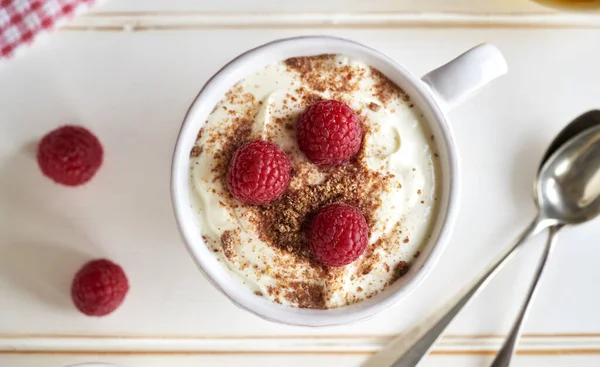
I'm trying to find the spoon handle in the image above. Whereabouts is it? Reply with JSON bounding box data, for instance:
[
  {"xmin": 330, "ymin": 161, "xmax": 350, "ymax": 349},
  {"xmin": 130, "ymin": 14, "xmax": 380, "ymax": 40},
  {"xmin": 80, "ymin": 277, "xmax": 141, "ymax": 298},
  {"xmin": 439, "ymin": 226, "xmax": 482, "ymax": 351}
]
[
  {"xmin": 490, "ymin": 225, "xmax": 562, "ymax": 367},
  {"xmin": 383, "ymin": 218, "xmax": 548, "ymax": 367}
]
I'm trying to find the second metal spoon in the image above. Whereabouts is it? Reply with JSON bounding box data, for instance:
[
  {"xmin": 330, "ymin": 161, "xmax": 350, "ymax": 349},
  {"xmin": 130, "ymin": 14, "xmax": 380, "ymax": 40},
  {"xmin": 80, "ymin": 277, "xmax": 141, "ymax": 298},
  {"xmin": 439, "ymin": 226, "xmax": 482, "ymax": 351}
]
[
  {"xmin": 491, "ymin": 119, "xmax": 600, "ymax": 366},
  {"xmin": 370, "ymin": 110, "xmax": 600, "ymax": 367}
]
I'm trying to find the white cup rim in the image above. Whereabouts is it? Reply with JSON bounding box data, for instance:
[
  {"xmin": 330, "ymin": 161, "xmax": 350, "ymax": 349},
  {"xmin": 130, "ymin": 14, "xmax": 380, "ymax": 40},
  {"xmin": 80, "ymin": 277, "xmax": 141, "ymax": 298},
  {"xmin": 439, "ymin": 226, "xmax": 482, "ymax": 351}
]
[{"xmin": 171, "ymin": 35, "xmax": 460, "ymax": 326}]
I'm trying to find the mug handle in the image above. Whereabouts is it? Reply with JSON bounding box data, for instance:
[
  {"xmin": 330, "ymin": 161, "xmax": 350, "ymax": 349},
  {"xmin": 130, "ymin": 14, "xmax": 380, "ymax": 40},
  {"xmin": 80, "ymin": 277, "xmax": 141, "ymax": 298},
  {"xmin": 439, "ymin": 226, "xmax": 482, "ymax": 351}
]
[{"xmin": 421, "ymin": 43, "xmax": 507, "ymax": 112}]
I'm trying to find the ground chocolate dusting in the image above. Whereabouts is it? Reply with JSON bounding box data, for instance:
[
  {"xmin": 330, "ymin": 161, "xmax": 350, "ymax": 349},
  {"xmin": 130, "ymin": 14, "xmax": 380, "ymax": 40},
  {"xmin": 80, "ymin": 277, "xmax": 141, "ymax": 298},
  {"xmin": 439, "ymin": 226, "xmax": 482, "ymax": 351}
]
[
  {"xmin": 355, "ymin": 235, "xmax": 381, "ymax": 277},
  {"xmin": 368, "ymin": 102, "xmax": 382, "ymax": 112},
  {"xmin": 196, "ymin": 127, "xmax": 205, "ymax": 142},
  {"xmin": 293, "ymin": 87, "xmax": 324, "ymax": 108},
  {"xmin": 210, "ymin": 119, "xmax": 253, "ymax": 186},
  {"xmin": 190, "ymin": 146, "xmax": 203, "ymax": 158},
  {"xmin": 285, "ymin": 55, "xmax": 365, "ymax": 98},
  {"xmin": 252, "ymin": 157, "xmax": 393, "ymax": 263},
  {"xmin": 282, "ymin": 282, "xmax": 326, "ymax": 309},
  {"xmin": 360, "ymin": 264, "xmax": 373, "ymax": 276},
  {"xmin": 369, "ymin": 67, "xmax": 410, "ymax": 105},
  {"xmin": 221, "ymin": 230, "xmax": 239, "ymax": 260},
  {"xmin": 285, "ymin": 54, "xmax": 333, "ymax": 71},
  {"xmin": 390, "ymin": 261, "xmax": 410, "ymax": 284}
]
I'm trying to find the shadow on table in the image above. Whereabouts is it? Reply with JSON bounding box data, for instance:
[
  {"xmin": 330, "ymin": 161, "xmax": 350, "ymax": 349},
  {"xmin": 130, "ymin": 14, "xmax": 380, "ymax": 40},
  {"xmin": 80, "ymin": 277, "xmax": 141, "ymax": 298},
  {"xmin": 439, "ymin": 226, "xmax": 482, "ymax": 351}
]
[{"xmin": 0, "ymin": 143, "xmax": 97, "ymax": 311}]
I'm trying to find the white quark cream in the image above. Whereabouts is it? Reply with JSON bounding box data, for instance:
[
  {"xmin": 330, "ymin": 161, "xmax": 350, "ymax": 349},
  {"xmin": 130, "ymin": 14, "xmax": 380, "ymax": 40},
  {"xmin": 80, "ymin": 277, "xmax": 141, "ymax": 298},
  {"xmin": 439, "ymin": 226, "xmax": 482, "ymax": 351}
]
[{"xmin": 189, "ymin": 54, "xmax": 441, "ymax": 309}]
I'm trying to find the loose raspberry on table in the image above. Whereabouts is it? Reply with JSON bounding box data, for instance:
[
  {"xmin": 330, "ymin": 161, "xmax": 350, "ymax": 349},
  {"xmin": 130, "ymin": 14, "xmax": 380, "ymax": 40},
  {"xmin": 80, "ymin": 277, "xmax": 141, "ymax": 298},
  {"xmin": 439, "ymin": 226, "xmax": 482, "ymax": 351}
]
[
  {"xmin": 71, "ymin": 259, "xmax": 129, "ymax": 317},
  {"xmin": 227, "ymin": 139, "xmax": 291, "ymax": 205},
  {"xmin": 37, "ymin": 125, "xmax": 103, "ymax": 186},
  {"xmin": 308, "ymin": 203, "xmax": 369, "ymax": 267},
  {"xmin": 296, "ymin": 100, "xmax": 363, "ymax": 166}
]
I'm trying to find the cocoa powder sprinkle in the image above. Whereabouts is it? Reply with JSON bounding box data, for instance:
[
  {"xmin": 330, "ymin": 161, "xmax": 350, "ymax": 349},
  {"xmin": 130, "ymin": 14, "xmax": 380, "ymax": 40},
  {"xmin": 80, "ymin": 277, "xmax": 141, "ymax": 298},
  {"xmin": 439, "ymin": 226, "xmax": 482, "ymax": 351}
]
[
  {"xmin": 190, "ymin": 146, "xmax": 203, "ymax": 158},
  {"xmin": 252, "ymin": 157, "xmax": 393, "ymax": 263},
  {"xmin": 368, "ymin": 102, "xmax": 382, "ymax": 112},
  {"xmin": 390, "ymin": 261, "xmax": 410, "ymax": 283},
  {"xmin": 221, "ymin": 230, "xmax": 239, "ymax": 260},
  {"xmin": 369, "ymin": 67, "xmax": 410, "ymax": 105},
  {"xmin": 285, "ymin": 55, "xmax": 366, "ymax": 100}
]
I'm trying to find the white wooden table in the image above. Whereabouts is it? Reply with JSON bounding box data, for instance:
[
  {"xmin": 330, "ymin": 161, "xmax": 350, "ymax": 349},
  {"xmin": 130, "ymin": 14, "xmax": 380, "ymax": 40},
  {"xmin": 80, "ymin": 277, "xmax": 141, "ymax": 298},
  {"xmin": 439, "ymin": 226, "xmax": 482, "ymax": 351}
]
[{"xmin": 2, "ymin": 1, "xmax": 600, "ymax": 366}]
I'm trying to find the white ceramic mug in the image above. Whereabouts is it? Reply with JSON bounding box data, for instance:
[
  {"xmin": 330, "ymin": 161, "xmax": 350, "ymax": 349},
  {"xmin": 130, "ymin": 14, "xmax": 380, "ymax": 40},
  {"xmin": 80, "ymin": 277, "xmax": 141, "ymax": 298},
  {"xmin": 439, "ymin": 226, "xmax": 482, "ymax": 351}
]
[{"xmin": 171, "ymin": 36, "xmax": 507, "ymax": 326}]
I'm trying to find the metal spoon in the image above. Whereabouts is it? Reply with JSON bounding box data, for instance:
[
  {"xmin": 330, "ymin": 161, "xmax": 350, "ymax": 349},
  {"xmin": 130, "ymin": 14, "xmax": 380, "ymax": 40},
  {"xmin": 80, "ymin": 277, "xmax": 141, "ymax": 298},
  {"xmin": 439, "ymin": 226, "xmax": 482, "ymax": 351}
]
[
  {"xmin": 541, "ymin": 110, "xmax": 600, "ymax": 165},
  {"xmin": 364, "ymin": 111, "xmax": 600, "ymax": 367},
  {"xmin": 491, "ymin": 118, "xmax": 600, "ymax": 366}
]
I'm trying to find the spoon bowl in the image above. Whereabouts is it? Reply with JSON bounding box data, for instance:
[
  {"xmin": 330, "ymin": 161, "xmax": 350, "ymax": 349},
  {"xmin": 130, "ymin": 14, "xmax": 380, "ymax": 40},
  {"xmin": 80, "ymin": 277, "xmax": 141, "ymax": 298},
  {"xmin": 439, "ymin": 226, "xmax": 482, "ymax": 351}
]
[
  {"xmin": 537, "ymin": 124, "xmax": 600, "ymax": 225},
  {"xmin": 541, "ymin": 110, "xmax": 600, "ymax": 167}
]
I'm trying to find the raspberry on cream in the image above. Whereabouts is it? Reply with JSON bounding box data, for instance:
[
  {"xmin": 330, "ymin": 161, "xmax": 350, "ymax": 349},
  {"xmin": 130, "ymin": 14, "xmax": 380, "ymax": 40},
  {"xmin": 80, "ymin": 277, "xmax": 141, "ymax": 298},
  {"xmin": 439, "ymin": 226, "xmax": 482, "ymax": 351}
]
[
  {"xmin": 227, "ymin": 139, "xmax": 291, "ymax": 205},
  {"xmin": 189, "ymin": 54, "xmax": 441, "ymax": 309},
  {"xmin": 309, "ymin": 203, "xmax": 369, "ymax": 267},
  {"xmin": 297, "ymin": 100, "xmax": 363, "ymax": 166}
]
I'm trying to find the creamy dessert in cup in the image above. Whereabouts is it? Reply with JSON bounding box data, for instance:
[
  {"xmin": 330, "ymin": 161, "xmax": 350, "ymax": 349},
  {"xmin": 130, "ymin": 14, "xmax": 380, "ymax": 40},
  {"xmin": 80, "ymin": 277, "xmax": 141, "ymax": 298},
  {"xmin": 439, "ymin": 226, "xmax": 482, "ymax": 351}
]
[
  {"xmin": 189, "ymin": 55, "xmax": 439, "ymax": 309},
  {"xmin": 171, "ymin": 36, "xmax": 507, "ymax": 326}
]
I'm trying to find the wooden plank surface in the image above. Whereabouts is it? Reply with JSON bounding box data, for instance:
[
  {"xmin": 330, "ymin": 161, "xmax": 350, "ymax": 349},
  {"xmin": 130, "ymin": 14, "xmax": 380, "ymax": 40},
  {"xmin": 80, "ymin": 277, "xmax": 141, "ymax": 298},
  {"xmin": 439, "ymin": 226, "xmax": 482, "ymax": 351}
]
[{"xmin": 90, "ymin": 0, "xmax": 550, "ymax": 14}]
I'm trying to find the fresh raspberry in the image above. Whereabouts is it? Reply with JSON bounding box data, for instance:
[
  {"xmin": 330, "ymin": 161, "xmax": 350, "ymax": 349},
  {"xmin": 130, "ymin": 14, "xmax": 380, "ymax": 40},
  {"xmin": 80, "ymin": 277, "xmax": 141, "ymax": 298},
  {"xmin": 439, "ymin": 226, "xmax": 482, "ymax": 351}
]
[
  {"xmin": 227, "ymin": 139, "xmax": 291, "ymax": 205},
  {"xmin": 296, "ymin": 100, "xmax": 363, "ymax": 166},
  {"xmin": 37, "ymin": 125, "xmax": 103, "ymax": 186},
  {"xmin": 71, "ymin": 259, "xmax": 129, "ymax": 317},
  {"xmin": 308, "ymin": 203, "xmax": 369, "ymax": 267}
]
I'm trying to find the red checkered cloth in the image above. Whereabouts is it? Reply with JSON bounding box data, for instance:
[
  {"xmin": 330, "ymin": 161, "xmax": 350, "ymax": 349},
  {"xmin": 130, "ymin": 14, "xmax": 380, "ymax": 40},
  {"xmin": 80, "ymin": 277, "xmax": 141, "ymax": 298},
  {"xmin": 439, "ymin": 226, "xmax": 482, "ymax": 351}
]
[{"xmin": 1, "ymin": 0, "xmax": 97, "ymax": 62}]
